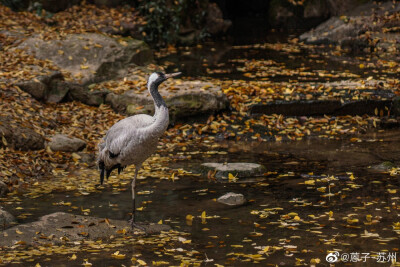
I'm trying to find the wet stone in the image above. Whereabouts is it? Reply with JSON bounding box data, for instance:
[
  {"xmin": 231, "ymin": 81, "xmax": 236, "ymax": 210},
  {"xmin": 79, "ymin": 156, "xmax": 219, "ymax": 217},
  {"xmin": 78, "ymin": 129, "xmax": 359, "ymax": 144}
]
[
  {"xmin": 369, "ymin": 161, "xmax": 396, "ymax": 173},
  {"xmin": 0, "ymin": 207, "xmax": 16, "ymax": 230},
  {"xmin": 217, "ymin": 192, "xmax": 246, "ymax": 206},
  {"xmin": 0, "ymin": 212, "xmax": 171, "ymax": 247},
  {"xmin": 201, "ymin": 162, "xmax": 265, "ymax": 180}
]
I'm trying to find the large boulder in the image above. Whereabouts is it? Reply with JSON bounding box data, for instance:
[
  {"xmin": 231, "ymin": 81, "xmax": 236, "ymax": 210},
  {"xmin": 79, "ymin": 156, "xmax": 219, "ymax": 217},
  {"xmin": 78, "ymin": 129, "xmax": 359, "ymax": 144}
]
[
  {"xmin": 17, "ymin": 33, "xmax": 153, "ymax": 84},
  {"xmin": 105, "ymin": 81, "xmax": 229, "ymax": 122},
  {"xmin": 300, "ymin": 1, "xmax": 400, "ymax": 47},
  {"xmin": 17, "ymin": 72, "xmax": 108, "ymax": 105},
  {"xmin": 0, "ymin": 117, "xmax": 45, "ymax": 151},
  {"xmin": 48, "ymin": 134, "xmax": 86, "ymax": 152}
]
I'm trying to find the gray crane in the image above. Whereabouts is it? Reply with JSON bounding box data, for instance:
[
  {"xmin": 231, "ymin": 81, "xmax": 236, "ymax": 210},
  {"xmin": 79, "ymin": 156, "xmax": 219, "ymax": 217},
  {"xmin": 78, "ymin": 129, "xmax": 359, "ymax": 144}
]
[{"xmin": 98, "ymin": 71, "xmax": 181, "ymax": 230}]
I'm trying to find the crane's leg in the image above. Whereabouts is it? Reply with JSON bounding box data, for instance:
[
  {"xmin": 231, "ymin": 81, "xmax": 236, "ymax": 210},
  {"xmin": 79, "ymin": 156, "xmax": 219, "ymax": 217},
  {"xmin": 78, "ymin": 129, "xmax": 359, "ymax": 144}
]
[{"xmin": 129, "ymin": 166, "xmax": 145, "ymax": 231}]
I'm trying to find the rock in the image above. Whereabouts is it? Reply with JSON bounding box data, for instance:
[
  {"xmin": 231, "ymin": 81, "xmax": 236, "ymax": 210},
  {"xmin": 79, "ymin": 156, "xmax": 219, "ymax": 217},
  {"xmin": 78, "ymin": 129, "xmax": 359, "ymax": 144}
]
[
  {"xmin": 0, "ymin": 207, "xmax": 16, "ymax": 230},
  {"xmin": 17, "ymin": 33, "xmax": 153, "ymax": 84},
  {"xmin": 76, "ymin": 152, "xmax": 96, "ymax": 166},
  {"xmin": 370, "ymin": 161, "xmax": 396, "ymax": 173},
  {"xmin": 46, "ymin": 80, "xmax": 70, "ymax": 103},
  {"xmin": 65, "ymin": 82, "xmax": 108, "ymax": 106},
  {"xmin": 299, "ymin": 16, "xmax": 362, "ymax": 45},
  {"xmin": 201, "ymin": 163, "xmax": 265, "ymax": 180},
  {"xmin": 16, "ymin": 80, "xmax": 47, "ymax": 100},
  {"xmin": 18, "ymin": 71, "xmax": 108, "ymax": 106},
  {"xmin": 300, "ymin": 1, "xmax": 400, "ymax": 46},
  {"xmin": 217, "ymin": 192, "xmax": 246, "ymax": 206},
  {"xmin": 49, "ymin": 134, "xmax": 86, "ymax": 152},
  {"xmin": 0, "ymin": 212, "xmax": 171, "ymax": 246},
  {"xmin": 0, "ymin": 117, "xmax": 45, "ymax": 151},
  {"xmin": 105, "ymin": 80, "xmax": 228, "ymax": 123},
  {"xmin": 38, "ymin": 71, "xmax": 64, "ymax": 86},
  {"xmin": 206, "ymin": 3, "xmax": 232, "ymax": 35},
  {"xmin": 0, "ymin": 181, "xmax": 8, "ymax": 197},
  {"xmin": 16, "ymin": 71, "xmax": 67, "ymax": 103}
]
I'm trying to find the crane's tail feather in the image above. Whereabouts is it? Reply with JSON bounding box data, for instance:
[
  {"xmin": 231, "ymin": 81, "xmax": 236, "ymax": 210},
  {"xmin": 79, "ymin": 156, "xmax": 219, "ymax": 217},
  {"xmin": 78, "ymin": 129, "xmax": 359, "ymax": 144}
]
[
  {"xmin": 105, "ymin": 164, "xmax": 123, "ymax": 180},
  {"xmin": 98, "ymin": 158, "xmax": 124, "ymax": 185},
  {"xmin": 118, "ymin": 166, "xmax": 125, "ymax": 175}
]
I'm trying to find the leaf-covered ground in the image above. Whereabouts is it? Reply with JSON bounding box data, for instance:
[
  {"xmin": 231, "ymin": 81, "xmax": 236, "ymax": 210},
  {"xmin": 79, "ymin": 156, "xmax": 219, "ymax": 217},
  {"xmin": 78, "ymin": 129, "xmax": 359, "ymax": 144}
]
[{"xmin": 1, "ymin": 2, "xmax": 400, "ymax": 266}]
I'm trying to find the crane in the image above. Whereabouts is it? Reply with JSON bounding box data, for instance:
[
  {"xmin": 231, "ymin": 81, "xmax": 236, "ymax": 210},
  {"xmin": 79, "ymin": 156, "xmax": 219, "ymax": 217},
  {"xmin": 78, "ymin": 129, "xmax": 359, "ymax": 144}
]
[{"xmin": 98, "ymin": 71, "xmax": 181, "ymax": 230}]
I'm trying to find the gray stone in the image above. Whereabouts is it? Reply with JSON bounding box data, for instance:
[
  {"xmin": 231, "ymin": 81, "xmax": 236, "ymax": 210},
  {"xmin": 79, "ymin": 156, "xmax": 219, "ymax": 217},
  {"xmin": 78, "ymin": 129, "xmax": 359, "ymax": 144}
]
[
  {"xmin": 46, "ymin": 80, "xmax": 70, "ymax": 103},
  {"xmin": 16, "ymin": 71, "xmax": 67, "ymax": 103},
  {"xmin": 201, "ymin": 162, "xmax": 265, "ymax": 179},
  {"xmin": 217, "ymin": 192, "xmax": 246, "ymax": 206},
  {"xmin": 16, "ymin": 80, "xmax": 47, "ymax": 100},
  {"xmin": 67, "ymin": 83, "xmax": 109, "ymax": 106},
  {"xmin": 77, "ymin": 152, "xmax": 96, "ymax": 166},
  {"xmin": 105, "ymin": 80, "xmax": 228, "ymax": 123},
  {"xmin": 0, "ymin": 207, "xmax": 16, "ymax": 230},
  {"xmin": 300, "ymin": 16, "xmax": 361, "ymax": 44},
  {"xmin": 370, "ymin": 161, "xmax": 396, "ymax": 173},
  {"xmin": 0, "ymin": 117, "xmax": 45, "ymax": 151},
  {"xmin": 17, "ymin": 33, "xmax": 153, "ymax": 84},
  {"xmin": 300, "ymin": 2, "xmax": 400, "ymax": 45},
  {"xmin": 49, "ymin": 134, "xmax": 86, "ymax": 152},
  {"xmin": 0, "ymin": 181, "xmax": 8, "ymax": 197},
  {"xmin": 0, "ymin": 212, "xmax": 170, "ymax": 246}
]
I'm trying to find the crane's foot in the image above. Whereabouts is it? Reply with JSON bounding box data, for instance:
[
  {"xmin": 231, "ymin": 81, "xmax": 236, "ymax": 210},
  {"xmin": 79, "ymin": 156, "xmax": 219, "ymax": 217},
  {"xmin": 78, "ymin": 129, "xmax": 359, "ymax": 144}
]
[{"xmin": 128, "ymin": 217, "xmax": 146, "ymax": 232}]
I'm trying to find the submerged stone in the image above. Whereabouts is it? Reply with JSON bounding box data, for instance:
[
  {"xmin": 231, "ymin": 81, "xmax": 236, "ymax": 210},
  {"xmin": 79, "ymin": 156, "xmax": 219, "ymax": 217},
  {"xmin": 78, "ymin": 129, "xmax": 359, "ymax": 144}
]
[
  {"xmin": 201, "ymin": 162, "xmax": 265, "ymax": 180},
  {"xmin": 370, "ymin": 161, "xmax": 396, "ymax": 173},
  {"xmin": 0, "ymin": 212, "xmax": 170, "ymax": 247}
]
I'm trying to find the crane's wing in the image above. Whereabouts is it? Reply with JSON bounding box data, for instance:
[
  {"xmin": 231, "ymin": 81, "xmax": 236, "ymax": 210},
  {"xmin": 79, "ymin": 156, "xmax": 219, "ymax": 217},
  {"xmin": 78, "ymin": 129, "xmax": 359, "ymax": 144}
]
[{"xmin": 102, "ymin": 114, "xmax": 154, "ymax": 157}]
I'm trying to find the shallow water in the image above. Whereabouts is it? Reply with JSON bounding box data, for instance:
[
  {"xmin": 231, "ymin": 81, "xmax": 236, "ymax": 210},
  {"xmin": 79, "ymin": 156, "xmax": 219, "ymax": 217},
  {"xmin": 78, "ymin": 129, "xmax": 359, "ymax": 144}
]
[
  {"xmin": 3, "ymin": 130, "xmax": 400, "ymax": 266},
  {"xmin": 158, "ymin": 41, "xmax": 396, "ymax": 83}
]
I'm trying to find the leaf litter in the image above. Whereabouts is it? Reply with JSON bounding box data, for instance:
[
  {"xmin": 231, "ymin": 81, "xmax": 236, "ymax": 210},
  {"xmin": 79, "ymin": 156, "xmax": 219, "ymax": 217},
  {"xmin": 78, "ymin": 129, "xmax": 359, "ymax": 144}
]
[{"xmin": 1, "ymin": 2, "xmax": 400, "ymax": 266}]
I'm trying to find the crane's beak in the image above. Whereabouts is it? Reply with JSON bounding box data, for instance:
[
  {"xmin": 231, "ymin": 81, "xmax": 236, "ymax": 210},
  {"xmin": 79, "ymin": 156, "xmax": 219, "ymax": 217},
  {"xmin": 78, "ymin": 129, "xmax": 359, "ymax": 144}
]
[{"xmin": 164, "ymin": 72, "xmax": 181, "ymax": 79}]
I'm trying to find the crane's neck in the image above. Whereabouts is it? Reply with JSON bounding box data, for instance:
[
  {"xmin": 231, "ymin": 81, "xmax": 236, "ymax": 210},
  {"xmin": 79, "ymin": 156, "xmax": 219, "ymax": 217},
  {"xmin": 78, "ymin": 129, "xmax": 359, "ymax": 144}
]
[
  {"xmin": 144, "ymin": 82, "xmax": 169, "ymax": 138},
  {"xmin": 149, "ymin": 82, "xmax": 167, "ymax": 110}
]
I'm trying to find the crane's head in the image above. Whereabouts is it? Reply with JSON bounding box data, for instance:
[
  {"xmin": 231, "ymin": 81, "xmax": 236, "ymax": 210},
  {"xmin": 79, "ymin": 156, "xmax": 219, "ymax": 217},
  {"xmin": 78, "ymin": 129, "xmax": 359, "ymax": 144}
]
[{"xmin": 147, "ymin": 72, "xmax": 181, "ymax": 92}]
